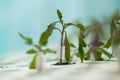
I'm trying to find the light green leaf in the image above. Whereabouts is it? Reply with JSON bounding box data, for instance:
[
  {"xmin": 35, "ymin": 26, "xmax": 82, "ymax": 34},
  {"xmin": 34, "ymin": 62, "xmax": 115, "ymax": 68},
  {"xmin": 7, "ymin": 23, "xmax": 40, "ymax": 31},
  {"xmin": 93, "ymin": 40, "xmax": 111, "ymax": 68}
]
[
  {"xmin": 18, "ymin": 32, "xmax": 25, "ymax": 39},
  {"xmin": 26, "ymin": 49, "xmax": 36, "ymax": 54},
  {"xmin": 43, "ymin": 48, "xmax": 56, "ymax": 54},
  {"xmin": 64, "ymin": 33, "xmax": 70, "ymax": 62},
  {"xmin": 39, "ymin": 30, "xmax": 51, "ymax": 46},
  {"xmin": 39, "ymin": 22, "xmax": 57, "ymax": 46},
  {"xmin": 24, "ymin": 38, "xmax": 32, "ymax": 45},
  {"xmin": 18, "ymin": 33, "xmax": 33, "ymax": 45},
  {"xmin": 29, "ymin": 54, "xmax": 37, "ymax": 69}
]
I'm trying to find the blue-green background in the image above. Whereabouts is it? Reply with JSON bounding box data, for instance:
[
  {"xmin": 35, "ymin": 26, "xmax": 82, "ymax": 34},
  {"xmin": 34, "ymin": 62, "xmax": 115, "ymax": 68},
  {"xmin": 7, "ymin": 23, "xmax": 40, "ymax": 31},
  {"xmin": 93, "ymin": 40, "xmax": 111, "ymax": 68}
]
[{"xmin": 0, "ymin": 0, "xmax": 120, "ymax": 55}]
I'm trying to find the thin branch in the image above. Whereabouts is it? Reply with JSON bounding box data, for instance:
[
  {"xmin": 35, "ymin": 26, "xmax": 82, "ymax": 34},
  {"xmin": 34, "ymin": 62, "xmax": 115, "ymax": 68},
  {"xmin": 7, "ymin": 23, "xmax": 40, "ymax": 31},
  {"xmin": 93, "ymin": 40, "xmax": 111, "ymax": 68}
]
[{"xmin": 54, "ymin": 27, "xmax": 62, "ymax": 34}]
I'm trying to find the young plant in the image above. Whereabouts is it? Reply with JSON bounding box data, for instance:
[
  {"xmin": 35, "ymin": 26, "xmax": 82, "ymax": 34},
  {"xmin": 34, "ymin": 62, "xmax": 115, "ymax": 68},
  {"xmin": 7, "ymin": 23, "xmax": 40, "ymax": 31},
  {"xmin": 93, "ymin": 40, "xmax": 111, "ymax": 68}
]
[
  {"xmin": 18, "ymin": 33, "xmax": 56, "ymax": 70},
  {"xmin": 104, "ymin": 10, "xmax": 120, "ymax": 58},
  {"xmin": 87, "ymin": 20, "xmax": 113, "ymax": 61},
  {"xmin": 74, "ymin": 19, "xmax": 113, "ymax": 62},
  {"xmin": 41, "ymin": 9, "xmax": 85, "ymax": 64}
]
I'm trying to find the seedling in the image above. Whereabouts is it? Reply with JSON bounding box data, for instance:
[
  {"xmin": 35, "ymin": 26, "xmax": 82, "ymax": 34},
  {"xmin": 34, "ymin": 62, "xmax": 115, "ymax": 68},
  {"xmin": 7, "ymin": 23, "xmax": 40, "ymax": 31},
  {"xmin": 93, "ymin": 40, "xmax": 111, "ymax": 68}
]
[
  {"xmin": 103, "ymin": 10, "xmax": 120, "ymax": 58},
  {"xmin": 41, "ymin": 9, "xmax": 85, "ymax": 64},
  {"xmin": 19, "ymin": 9, "xmax": 120, "ymax": 66},
  {"xmin": 18, "ymin": 33, "xmax": 56, "ymax": 70},
  {"xmin": 85, "ymin": 21, "xmax": 112, "ymax": 61},
  {"xmin": 74, "ymin": 19, "xmax": 113, "ymax": 62}
]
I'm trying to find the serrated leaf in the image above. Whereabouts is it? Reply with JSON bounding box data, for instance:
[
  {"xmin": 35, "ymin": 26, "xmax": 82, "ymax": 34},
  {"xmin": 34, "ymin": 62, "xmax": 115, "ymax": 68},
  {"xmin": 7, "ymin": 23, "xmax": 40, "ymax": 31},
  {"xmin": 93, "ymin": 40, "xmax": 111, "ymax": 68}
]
[
  {"xmin": 39, "ymin": 22, "xmax": 57, "ymax": 46},
  {"xmin": 103, "ymin": 37, "xmax": 112, "ymax": 49},
  {"xmin": 99, "ymin": 48, "xmax": 112, "ymax": 58},
  {"xmin": 57, "ymin": 9, "xmax": 62, "ymax": 22},
  {"xmin": 29, "ymin": 54, "xmax": 37, "ymax": 69},
  {"xmin": 26, "ymin": 49, "xmax": 36, "ymax": 54},
  {"xmin": 43, "ymin": 48, "xmax": 56, "ymax": 54},
  {"xmin": 18, "ymin": 33, "xmax": 33, "ymax": 45},
  {"xmin": 64, "ymin": 33, "xmax": 70, "ymax": 62}
]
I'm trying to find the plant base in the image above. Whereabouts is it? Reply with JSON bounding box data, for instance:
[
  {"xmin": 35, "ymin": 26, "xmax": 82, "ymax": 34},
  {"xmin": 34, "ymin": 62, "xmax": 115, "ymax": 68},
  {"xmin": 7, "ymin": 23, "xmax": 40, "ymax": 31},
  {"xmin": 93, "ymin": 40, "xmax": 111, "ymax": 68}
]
[{"xmin": 53, "ymin": 62, "xmax": 75, "ymax": 65}]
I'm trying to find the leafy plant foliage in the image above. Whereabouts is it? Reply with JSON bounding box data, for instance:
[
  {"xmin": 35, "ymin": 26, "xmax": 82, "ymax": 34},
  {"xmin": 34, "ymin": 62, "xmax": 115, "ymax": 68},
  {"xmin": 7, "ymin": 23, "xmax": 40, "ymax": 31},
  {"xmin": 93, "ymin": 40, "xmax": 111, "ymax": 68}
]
[{"xmin": 19, "ymin": 9, "xmax": 120, "ymax": 67}]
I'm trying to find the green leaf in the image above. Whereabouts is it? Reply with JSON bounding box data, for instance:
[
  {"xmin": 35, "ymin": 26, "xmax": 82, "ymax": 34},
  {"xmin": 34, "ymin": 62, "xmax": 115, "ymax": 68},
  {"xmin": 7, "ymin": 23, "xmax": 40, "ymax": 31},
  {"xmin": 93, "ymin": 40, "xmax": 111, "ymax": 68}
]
[
  {"xmin": 18, "ymin": 32, "xmax": 25, "ymax": 39},
  {"xmin": 39, "ymin": 30, "xmax": 51, "ymax": 46},
  {"xmin": 24, "ymin": 38, "xmax": 32, "ymax": 45},
  {"xmin": 70, "ymin": 43, "xmax": 76, "ymax": 48},
  {"xmin": 95, "ymin": 50, "xmax": 104, "ymax": 61},
  {"xmin": 78, "ymin": 37, "xmax": 86, "ymax": 63},
  {"xmin": 84, "ymin": 50, "xmax": 90, "ymax": 60},
  {"xmin": 78, "ymin": 46, "xmax": 84, "ymax": 63},
  {"xmin": 75, "ymin": 53, "xmax": 80, "ymax": 58},
  {"xmin": 29, "ymin": 54, "xmax": 37, "ymax": 69},
  {"xmin": 26, "ymin": 49, "xmax": 36, "ymax": 54},
  {"xmin": 64, "ymin": 33, "xmax": 70, "ymax": 62},
  {"xmin": 97, "ymin": 42, "xmax": 104, "ymax": 47},
  {"xmin": 79, "ymin": 37, "xmax": 86, "ymax": 47},
  {"xmin": 39, "ymin": 22, "xmax": 57, "ymax": 46},
  {"xmin": 47, "ymin": 21, "xmax": 58, "ymax": 29},
  {"xmin": 110, "ymin": 19, "xmax": 116, "ymax": 37},
  {"xmin": 99, "ymin": 48, "xmax": 112, "ymax": 59},
  {"xmin": 18, "ymin": 33, "xmax": 33, "ymax": 45},
  {"xmin": 76, "ymin": 23, "xmax": 85, "ymax": 31},
  {"xmin": 43, "ymin": 48, "xmax": 56, "ymax": 54},
  {"xmin": 113, "ymin": 30, "xmax": 120, "ymax": 46},
  {"xmin": 64, "ymin": 23, "xmax": 74, "ymax": 28},
  {"xmin": 103, "ymin": 37, "xmax": 112, "ymax": 49},
  {"xmin": 57, "ymin": 9, "xmax": 62, "ymax": 22}
]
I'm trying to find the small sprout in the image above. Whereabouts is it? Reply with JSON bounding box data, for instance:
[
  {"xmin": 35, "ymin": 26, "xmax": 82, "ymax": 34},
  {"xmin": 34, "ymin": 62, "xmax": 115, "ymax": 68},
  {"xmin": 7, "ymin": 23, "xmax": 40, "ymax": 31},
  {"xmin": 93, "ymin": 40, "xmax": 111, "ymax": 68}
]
[{"xmin": 44, "ymin": 9, "xmax": 85, "ymax": 64}]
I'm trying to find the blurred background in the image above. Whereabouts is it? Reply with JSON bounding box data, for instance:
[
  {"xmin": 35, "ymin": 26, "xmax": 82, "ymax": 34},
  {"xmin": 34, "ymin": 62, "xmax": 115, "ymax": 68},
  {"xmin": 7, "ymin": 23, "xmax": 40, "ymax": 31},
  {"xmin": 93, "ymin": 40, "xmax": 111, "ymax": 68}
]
[{"xmin": 0, "ymin": 0, "xmax": 120, "ymax": 56}]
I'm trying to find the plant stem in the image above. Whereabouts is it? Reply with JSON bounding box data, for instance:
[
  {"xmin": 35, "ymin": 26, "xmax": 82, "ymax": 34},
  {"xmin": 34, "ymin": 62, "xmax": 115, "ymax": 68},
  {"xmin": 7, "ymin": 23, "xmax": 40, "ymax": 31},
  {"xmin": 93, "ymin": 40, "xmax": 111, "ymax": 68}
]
[
  {"xmin": 60, "ymin": 26, "xmax": 65, "ymax": 64},
  {"xmin": 54, "ymin": 28, "xmax": 62, "ymax": 33}
]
